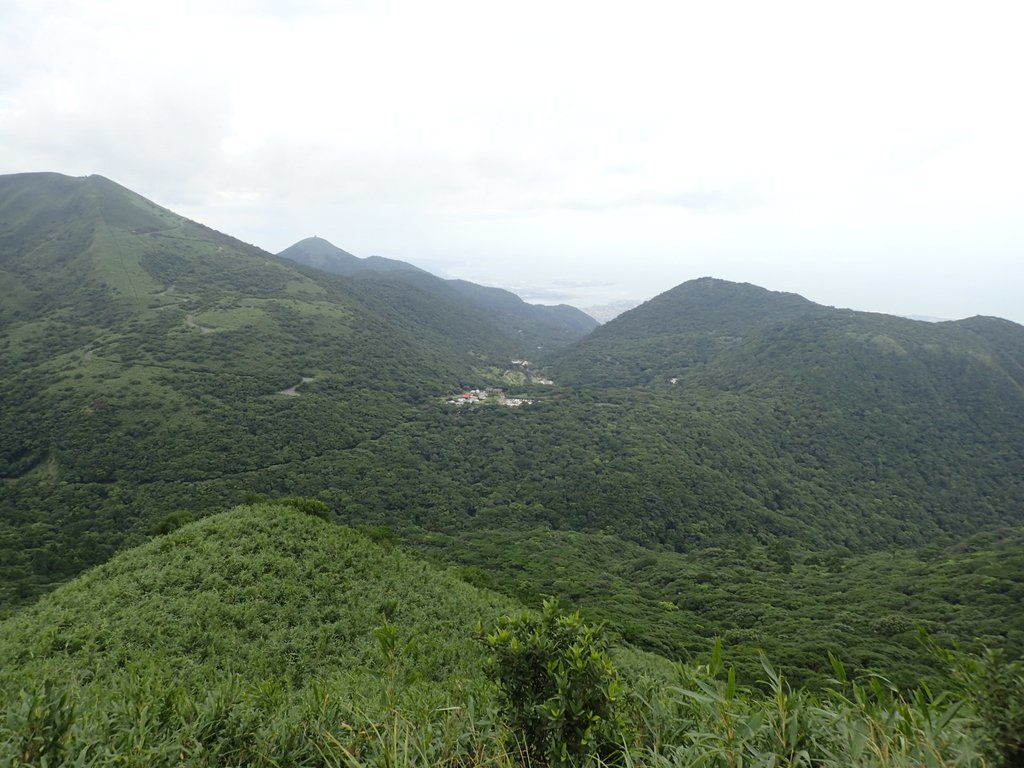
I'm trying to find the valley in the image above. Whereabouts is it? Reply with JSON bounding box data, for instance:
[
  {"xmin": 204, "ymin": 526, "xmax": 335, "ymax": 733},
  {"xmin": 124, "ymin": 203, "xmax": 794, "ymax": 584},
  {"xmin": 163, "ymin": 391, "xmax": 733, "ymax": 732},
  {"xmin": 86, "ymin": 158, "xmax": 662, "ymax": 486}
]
[{"xmin": 1, "ymin": 171, "xmax": 1023, "ymax": 765}]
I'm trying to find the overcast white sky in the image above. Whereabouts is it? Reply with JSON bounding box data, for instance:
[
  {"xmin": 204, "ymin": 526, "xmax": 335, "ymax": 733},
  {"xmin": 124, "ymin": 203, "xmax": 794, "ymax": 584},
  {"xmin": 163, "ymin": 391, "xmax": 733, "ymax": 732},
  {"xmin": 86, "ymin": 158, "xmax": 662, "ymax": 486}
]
[{"xmin": 2, "ymin": 0, "xmax": 1022, "ymax": 321}]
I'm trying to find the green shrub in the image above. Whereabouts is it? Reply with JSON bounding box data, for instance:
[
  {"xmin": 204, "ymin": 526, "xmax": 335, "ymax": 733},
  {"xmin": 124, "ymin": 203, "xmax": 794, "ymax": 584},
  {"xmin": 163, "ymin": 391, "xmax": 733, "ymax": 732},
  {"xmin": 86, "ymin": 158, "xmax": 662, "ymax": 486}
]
[
  {"xmin": 356, "ymin": 523, "xmax": 398, "ymax": 547},
  {"xmin": 150, "ymin": 509, "xmax": 196, "ymax": 535},
  {"xmin": 482, "ymin": 598, "xmax": 624, "ymax": 767},
  {"xmin": 953, "ymin": 647, "xmax": 1024, "ymax": 767},
  {"xmin": 278, "ymin": 496, "xmax": 331, "ymax": 521},
  {"xmin": 4, "ymin": 680, "xmax": 76, "ymax": 767}
]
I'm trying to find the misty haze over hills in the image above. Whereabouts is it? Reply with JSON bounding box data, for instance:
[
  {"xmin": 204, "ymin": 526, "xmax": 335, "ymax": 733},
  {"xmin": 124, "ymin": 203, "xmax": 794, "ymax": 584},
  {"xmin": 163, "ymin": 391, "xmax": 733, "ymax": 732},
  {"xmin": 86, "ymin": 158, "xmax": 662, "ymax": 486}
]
[{"xmin": 273, "ymin": 237, "xmax": 981, "ymax": 328}]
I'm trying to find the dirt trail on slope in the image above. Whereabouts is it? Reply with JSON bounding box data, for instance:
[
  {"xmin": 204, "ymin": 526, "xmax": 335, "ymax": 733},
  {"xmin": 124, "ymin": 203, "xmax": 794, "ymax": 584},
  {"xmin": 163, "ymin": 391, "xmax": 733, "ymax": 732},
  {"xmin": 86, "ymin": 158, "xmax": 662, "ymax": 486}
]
[
  {"xmin": 279, "ymin": 376, "xmax": 314, "ymax": 396},
  {"xmin": 184, "ymin": 314, "xmax": 215, "ymax": 334}
]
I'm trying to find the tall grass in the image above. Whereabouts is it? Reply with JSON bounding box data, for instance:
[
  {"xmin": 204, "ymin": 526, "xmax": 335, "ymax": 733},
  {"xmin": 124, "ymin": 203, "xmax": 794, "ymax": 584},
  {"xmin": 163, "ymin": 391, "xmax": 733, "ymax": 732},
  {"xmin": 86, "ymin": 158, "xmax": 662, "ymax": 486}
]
[
  {"xmin": 1, "ymin": 648, "xmax": 1008, "ymax": 767},
  {"xmin": 622, "ymin": 644, "xmax": 992, "ymax": 768}
]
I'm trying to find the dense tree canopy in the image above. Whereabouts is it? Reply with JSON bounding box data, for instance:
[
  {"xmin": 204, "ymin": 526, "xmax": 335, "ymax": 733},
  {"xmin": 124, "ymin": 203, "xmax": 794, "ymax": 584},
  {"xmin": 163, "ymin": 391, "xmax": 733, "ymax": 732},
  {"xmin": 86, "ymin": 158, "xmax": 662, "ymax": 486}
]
[{"xmin": 1, "ymin": 171, "xmax": 1022, "ymax": 696}]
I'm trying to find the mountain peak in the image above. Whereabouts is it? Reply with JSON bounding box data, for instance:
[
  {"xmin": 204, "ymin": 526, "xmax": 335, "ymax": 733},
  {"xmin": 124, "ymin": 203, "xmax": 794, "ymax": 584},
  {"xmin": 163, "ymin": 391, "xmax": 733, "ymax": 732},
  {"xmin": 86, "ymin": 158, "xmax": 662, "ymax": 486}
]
[
  {"xmin": 278, "ymin": 237, "xmax": 424, "ymax": 276},
  {"xmin": 667, "ymin": 275, "xmax": 814, "ymax": 302},
  {"xmin": 547, "ymin": 277, "xmax": 828, "ymax": 386},
  {"xmin": 291, "ymin": 235, "xmax": 356, "ymax": 256},
  {"xmin": 598, "ymin": 276, "xmax": 822, "ymax": 339}
]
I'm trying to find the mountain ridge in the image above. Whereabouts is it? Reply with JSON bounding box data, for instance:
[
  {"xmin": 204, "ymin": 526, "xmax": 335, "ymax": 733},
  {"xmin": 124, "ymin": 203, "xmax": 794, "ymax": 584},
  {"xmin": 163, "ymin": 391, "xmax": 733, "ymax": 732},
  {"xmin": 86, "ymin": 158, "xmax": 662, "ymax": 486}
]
[
  {"xmin": 277, "ymin": 235, "xmax": 599, "ymax": 352},
  {"xmin": 0, "ymin": 171, "xmax": 539, "ymax": 609},
  {"xmin": 550, "ymin": 276, "xmax": 1024, "ymax": 386},
  {"xmin": 278, "ymin": 235, "xmax": 427, "ymax": 276}
]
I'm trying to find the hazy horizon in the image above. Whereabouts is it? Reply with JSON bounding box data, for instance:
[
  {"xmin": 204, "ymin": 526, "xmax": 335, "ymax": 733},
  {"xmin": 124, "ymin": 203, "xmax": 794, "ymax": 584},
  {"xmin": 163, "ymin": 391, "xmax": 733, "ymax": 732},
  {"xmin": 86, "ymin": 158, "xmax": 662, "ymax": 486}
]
[{"xmin": 2, "ymin": 1, "xmax": 1022, "ymax": 324}]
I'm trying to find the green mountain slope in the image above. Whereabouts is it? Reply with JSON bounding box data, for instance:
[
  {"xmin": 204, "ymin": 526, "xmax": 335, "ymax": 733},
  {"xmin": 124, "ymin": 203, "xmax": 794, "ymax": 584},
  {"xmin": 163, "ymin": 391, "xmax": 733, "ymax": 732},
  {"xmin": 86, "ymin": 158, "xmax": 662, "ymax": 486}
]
[
  {"xmin": 278, "ymin": 236, "xmax": 599, "ymax": 352},
  {"xmin": 0, "ymin": 172, "xmax": 513, "ymax": 609},
  {"xmin": 278, "ymin": 235, "xmax": 427, "ymax": 276},
  {"xmin": 551, "ymin": 276, "xmax": 1024, "ymax": 397},
  {"xmin": 0, "ymin": 172, "xmax": 471, "ymax": 386},
  {"xmin": 3, "ymin": 175, "xmax": 1022, "ymax": 691},
  {"xmin": 444, "ymin": 278, "xmax": 600, "ymax": 350},
  {"xmin": 549, "ymin": 277, "xmax": 825, "ymax": 387},
  {"xmin": 541, "ymin": 278, "xmax": 1024, "ymax": 545}
]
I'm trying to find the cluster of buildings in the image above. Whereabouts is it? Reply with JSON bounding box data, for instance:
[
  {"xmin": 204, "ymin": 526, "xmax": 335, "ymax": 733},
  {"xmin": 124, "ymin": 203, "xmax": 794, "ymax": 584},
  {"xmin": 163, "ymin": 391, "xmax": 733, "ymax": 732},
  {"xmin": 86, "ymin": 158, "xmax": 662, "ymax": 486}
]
[
  {"xmin": 447, "ymin": 388, "xmax": 533, "ymax": 408},
  {"xmin": 444, "ymin": 361, "xmax": 556, "ymax": 407}
]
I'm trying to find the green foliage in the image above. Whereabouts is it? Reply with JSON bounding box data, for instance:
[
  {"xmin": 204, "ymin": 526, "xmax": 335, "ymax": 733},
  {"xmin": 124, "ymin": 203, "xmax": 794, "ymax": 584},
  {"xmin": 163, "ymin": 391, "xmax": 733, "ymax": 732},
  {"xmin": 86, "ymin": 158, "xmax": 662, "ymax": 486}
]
[
  {"xmin": 279, "ymin": 495, "xmax": 331, "ymax": 520},
  {"xmin": 930, "ymin": 639, "xmax": 1024, "ymax": 767},
  {"xmin": 0, "ymin": 508, "xmax": 1016, "ymax": 767},
  {"xmin": 619, "ymin": 646, "xmax": 990, "ymax": 768},
  {"xmin": 483, "ymin": 599, "xmax": 625, "ymax": 767},
  {"xmin": 150, "ymin": 509, "xmax": 196, "ymax": 535},
  {"xmin": 0, "ymin": 670, "xmax": 509, "ymax": 768},
  {"xmin": 4, "ymin": 680, "xmax": 76, "ymax": 767},
  {"xmin": 356, "ymin": 523, "xmax": 399, "ymax": 548},
  {"xmin": 3, "ymin": 171, "xmax": 1024, "ymax": 701}
]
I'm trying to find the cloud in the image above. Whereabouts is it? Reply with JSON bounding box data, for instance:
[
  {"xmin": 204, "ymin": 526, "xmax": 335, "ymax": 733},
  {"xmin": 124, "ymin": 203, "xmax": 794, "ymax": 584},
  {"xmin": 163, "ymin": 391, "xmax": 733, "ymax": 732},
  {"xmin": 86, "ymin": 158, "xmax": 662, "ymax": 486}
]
[{"xmin": 555, "ymin": 186, "xmax": 763, "ymax": 214}]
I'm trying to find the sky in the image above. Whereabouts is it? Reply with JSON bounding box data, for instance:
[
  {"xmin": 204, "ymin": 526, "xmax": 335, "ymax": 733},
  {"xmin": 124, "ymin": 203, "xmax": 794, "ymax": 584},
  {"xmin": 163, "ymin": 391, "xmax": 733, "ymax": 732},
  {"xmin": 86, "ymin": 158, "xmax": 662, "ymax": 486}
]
[{"xmin": 2, "ymin": 0, "xmax": 1022, "ymax": 322}]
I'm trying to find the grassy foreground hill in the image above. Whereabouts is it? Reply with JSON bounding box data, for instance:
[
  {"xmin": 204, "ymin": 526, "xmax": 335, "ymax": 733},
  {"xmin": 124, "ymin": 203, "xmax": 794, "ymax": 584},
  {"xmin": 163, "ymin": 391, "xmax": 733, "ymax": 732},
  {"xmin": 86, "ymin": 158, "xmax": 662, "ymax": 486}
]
[
  {"xmin": 0, "ymin": 503, "xmax": 515, "ymax": 765},
  {"xmin": 1, "ymin": 504, "xmax": 1019, "ymax": 767},
  {"xmin": 0, "ymin": 504, "xmax": 513, "ymax": 689}
]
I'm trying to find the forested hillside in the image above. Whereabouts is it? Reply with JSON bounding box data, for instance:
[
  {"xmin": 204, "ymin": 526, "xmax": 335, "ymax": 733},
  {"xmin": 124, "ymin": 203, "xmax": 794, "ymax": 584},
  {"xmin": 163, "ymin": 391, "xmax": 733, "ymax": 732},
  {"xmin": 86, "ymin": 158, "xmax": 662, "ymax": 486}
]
[
  {"xmin": 2, "ymin": 172, "xmax": 1023, "ymax": 695},
  {"xmin": 0, "ymin": 172, "xmax": 499, "ymax": 607},
  {"xmin": 279, "ymin": 235, "xmax": 599, "ymax": 351},
  {"xmin": 547, "ymin": 277, "xmax": 1024, "ymax": 545}
]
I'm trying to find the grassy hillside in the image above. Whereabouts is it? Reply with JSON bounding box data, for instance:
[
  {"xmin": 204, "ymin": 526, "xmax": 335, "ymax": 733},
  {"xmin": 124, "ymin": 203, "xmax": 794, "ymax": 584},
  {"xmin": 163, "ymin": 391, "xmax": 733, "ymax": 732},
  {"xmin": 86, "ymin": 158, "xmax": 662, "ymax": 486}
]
[
  {"xmin": 0, "ymin": 504, "xmax": 1018, "ymax": 767},
  {"xmin": 0, "ymin": 504, "xmax": 514, "ymax": 766},
  {"xmin": 0, "ymin": 504, "xmax": 513, "ymax": 688}
]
